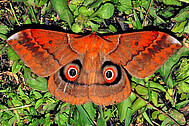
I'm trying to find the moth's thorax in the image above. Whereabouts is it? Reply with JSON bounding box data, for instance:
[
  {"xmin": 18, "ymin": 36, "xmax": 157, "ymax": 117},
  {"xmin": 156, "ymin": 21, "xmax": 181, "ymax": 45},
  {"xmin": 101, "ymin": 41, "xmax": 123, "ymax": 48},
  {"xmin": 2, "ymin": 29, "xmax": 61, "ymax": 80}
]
[{"xmin": 77, "ymin": 51, "xmax": 105, "ymax": 85}]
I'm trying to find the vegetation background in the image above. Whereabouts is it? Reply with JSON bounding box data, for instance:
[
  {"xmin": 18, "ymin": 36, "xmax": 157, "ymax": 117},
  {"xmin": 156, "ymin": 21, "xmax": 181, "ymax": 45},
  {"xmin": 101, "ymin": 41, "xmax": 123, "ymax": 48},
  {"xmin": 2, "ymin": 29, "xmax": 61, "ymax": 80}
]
[{"xmin": 0, "ymin": 0, "xmax": 189, "ymax": 125}]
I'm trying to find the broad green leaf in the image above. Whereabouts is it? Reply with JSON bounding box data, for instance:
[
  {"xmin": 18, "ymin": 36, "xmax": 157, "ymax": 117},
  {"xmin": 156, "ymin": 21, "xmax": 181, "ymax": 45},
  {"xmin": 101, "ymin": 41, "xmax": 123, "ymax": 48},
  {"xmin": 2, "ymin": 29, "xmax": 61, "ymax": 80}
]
[
  {"xmin": 71, "ymin": 23, "xmax": 83, "ymax": 33},
  {"xmin": 175, "ymin": 100, "xmax": 189, "ymax": 110},
  {"xmin": 178, "ymin": 82, "xmax": 189, "ymax": 93},
  {"xmin": 143, "ymin": 112, "xmax": 154, "ymax": 125},
  {"xmin": 7, "ymin": 46, "xmax": 20, "ymax": 61},
  {"xmin": 8, "ymin": 116, "xmax": 15, "ymax": 126},
  {"xmin": 136, "ymin": 85, "xmax": 148, "ymax": 95},
  {"xmin": 33, "ymin": 91, "xmax": 43, "ymax": 99},
  {"xmin": 131, "ymin": 98, "xmax": 146, "ymax": 114},
  {"xmin": 125, "ymin": 108, "xmax": 132, "ymax": 126},
  {"xmin": 76, "ymin": 105, "xmax": 95, "ymax": 125},
  {"xmin": 133, "ymin": 9, "xmax": 143, "ymax": 29},
  {"xmin": 146, "ymin": 81, "xmax": 166, "ymax": 92},
  {"xmin": 24, "ymin": 67, "xmax": 47, "ymax": 91},
  {"xmin": 109, "ymin": 24, "xmax": 117, "ymax": 32},
  {"xmin": 12, "ymin": 60, "xmax": 22, "ymax": 74},
  {"xmin": 89, "ymin": 0, "xmax": 103, "ymax": 8},
  {"xmin": 152, "ymin": 111, "xmax": 159, "ymax": 119},
  {"xmin": 97, "ymin": 106, "xmax": 106, "ymax": 126},
  {"xmin": 51, "ymin": 0, "xmax": 73, "ymax": 27},
  {"xmin": 118, "ymin": 97, "xmax": 132, "ymax": 122},
  {"xmin": 95, "ymin": 3, "xmax": 114, "ymax": 19},
  {"xmin": 172, "ymin": 6, "xmax": 189, "ymax": 22},
  {"xmin": 35, "ymin": 98, "xmax": 44, "ymax": 109},
  {"xmin": 157, "ymin": 48, "xmax": 183, "ymax": 82},
  {"xmin": 172, "ymin": 20, "xmax": 187, "ymax": 33},
  {"xmin": 151, "ymin": 91, "xmax": 158, "ymax": 106},
  {"xmin": 0, "ymin": 25, "xmax": 8, "ymax": 34},
  {"xmin": 158, "ymin": 114, "xmax": 166, "ymax": 121},
  {"xmin": 131, "ymin": 76, "xmax": 145, "ymax": 85},
  {"xmin": 89, "ymin": 21, "xmax": 100, "ymax": 32},
  {"xmin": 79, "ymin": 6, "xmax": 88, "ymax": 16},
  {"xmin": 83, "ymin": 102, "xmax": 96, "ymax": 121},
  {"xmin": 162, "ymin": 109, "xmax": 186, "ymax": 125},
  {"xmin": 116, "ymin": 0, "xmax": 132, "ymax": 14},
  {"xmin": 184, "ymin": 22, "xmax": 189, "ymax": 33}
]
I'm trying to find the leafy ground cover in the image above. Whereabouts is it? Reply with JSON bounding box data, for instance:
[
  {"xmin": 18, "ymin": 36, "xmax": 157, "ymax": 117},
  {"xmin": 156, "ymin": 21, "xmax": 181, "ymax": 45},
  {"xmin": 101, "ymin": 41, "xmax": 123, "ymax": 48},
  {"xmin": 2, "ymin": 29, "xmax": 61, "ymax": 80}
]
[{"xmin": 0, "ymin": 0, "xmax": 189, "ymax": 125}]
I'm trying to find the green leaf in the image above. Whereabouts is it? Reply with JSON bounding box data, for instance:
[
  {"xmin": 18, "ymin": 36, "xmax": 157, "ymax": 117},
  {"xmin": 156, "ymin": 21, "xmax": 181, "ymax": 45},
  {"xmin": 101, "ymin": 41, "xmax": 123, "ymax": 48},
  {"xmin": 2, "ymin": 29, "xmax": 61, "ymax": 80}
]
[
  {"xmin": 116, "ymin": 0, "xmax": 132, "ymax": 14},
  {"xmin": 158, "ymin": 48, "xmax": 183, "ymax": 82},
  {"xmin": 125, "ymin": 108, "xmax": 132, "ymax": 126},
  {"xmin": 136, "ymin": 85, "xmax": 148, "ymax": 95},
  {"xmin": 147, "ymin": 81, "xmax": 166, "ymax": 92},
  {"xmin": 158, "ymin": 114, "xmax": 166, "ymax": 121},
  {"xmin": 78, "ymin": 6, "xmax": 88, "ymax": 16},
  {"xmin": 89, "ymin": 21, "xmax": 100, "ymax": 32},
  {"xmin": 83, "ymin": 102, "xmax": 96, "ymax": 121},
  {"xmin": 160, "ymin": 7, "xmax": 175, "ymax": 18},
  {"xmin": 89, "ymin": 0, "xmax": 103, "ymax": 8},
  {"xmin": 83, "ymin": 0, "xmax": 94, "ymax": 6},
  {"xmin": 97, "ymin": 106, "xmax": 106, "ymax": 126},
  {"xmin": 184, "ymin": 22, "xmax": 189, "ymax": 33},
  {"xmin": 152, "ymin": 111, "xmax": 159, "ymax": 119},
  {"xmin": 162, "ymin": 109, "xmax": 186, "ymax": 125},
  {"xmin": 151, "ymin": 91, "xmax": 158, "ymax": 106},
  {"xmin": 0, "ymin": 25, "xmax": 8, "ymax": 34},
  {"xmin": 24, "ymin": 67, "xmax": 47, "ymax": 91},
  {"xmin": 71, "ymin": 23, "xmax": 83, "ymax": 33},
  {"xmin": 76, "ymin": 105, "xmax": 95, "ymax": 125},
  {"xmin": 175, "ymin": 100, "xmax": 189, "ymax": 110},
  {"xmin": 109, "ymin": 24, "xmax": 117, "ymax": 32},
  {"xmin": 95, "ymin": 3, "xmax": 114, "ymax": 19},
  {"xmin": 143, "ymin": 112, "xmax": 154, "ymax": 125},
  {"xmin": 50, "ymin": 0, "xmax": 73, "ymax": 27},
  {"xmin": 172, "ymin": 20, "xmax": 187, "ymax": 33},
  {"xmin": 12, "ymin": 60, "xmax": 22, "ymax": 74},
  {"xmin": 35, "ymin": 98, "xmax": 44, "ymax": 109},
  {"xmin": 131, "ymin": 98, "xmax": 146, "ymax": 114},
  {"xmin": 7, "ymin": 46, "xmax": 20, "ymax": 61},
  {"xmin": 133, "ymin": 9, "xmax": 143, "ymax": 29},
  {"xmin": 37, "ymin": 0, "xmax": 48, "ymax": 7},
  {"xmin": 172, "ymin": 6, "xmax": 189, "ymax": 22},
  {"xmin": 118, "ymin": 97, "xmax": 132, "ymax": 122},
  {"xmin": 8, "ymin": 116, "xmax": 15, "ymax": 126},
  {"xmin": 33, "ymin": 91, "xmax": 43, "ymax": 99},
  {"xmin": 178, "ymin": 82, "xmax": 189, "ymax": 93}
]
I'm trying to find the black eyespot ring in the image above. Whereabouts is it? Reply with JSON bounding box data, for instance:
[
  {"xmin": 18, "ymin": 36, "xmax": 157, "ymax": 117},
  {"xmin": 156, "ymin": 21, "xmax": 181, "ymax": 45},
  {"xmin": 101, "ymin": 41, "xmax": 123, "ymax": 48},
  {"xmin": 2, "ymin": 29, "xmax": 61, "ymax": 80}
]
[
  {"xmin": 102, "ymin": 61, "xmax": 121, "ymax": 84},
  {"xmin": 60, "ymin": 60, "xmax": 82, "ymax": 83}
]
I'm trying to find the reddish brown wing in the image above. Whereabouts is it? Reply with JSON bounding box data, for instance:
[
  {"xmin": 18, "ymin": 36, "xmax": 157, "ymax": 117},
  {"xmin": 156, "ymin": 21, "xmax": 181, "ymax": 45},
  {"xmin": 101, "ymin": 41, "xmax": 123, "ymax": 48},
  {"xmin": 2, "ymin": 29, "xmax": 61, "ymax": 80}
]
[
  {"xmin": 7, "ymin": 29, "xmax": 77, "ymax": 76},
  {"xmin": 107, "ymin": 31, "xmax": 182, "ymax": 78}
]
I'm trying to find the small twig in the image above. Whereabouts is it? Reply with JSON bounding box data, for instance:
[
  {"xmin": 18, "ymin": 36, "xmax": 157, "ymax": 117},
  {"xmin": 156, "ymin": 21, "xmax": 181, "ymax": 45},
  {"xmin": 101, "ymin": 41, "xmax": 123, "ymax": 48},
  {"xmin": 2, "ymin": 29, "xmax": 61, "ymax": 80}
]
[
  {"xmin": 132, "ymin": 91, "xmax": 180, "ymax": 126},
  {"xmin": 0, "ymin": 104, "xmax": 32, "ymax": 112},
  {"xmin": 142, "ymin": 0, "xmax": 153, "ymax": 27}
]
